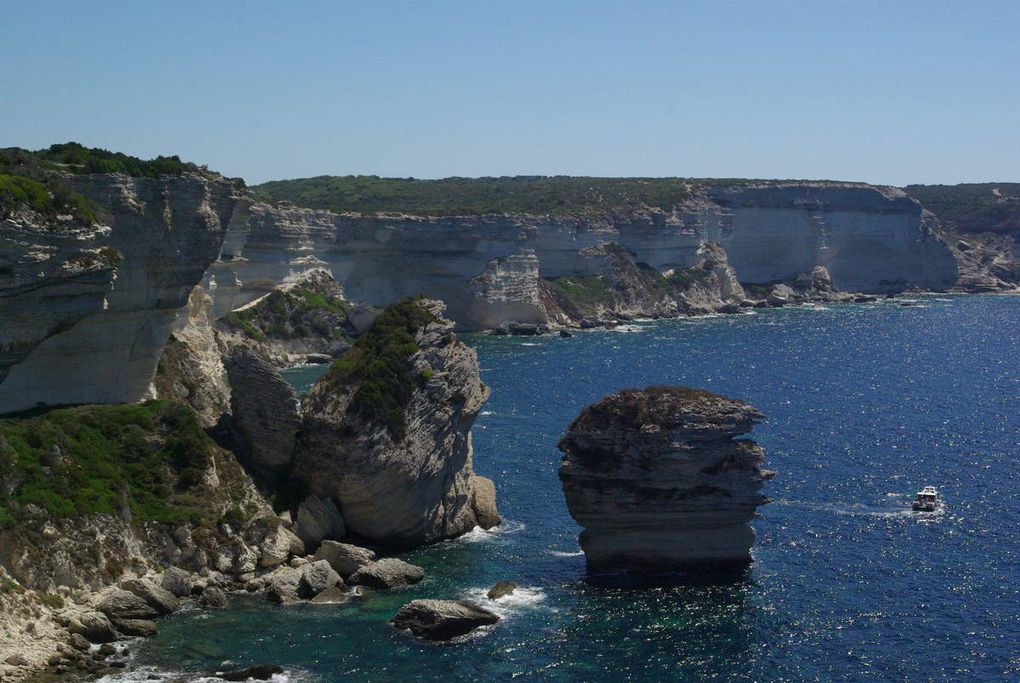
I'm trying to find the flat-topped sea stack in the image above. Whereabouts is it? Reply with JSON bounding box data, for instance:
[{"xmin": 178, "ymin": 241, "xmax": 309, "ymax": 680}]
[{"xmin": 558, "ymin": 386, "xmax": 773, "ymax": 578}]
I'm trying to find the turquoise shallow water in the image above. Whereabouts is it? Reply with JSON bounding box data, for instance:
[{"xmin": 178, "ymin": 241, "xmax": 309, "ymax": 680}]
[{"xmin": 122, "ymin": 296, "xmax": 1020, "ymax": 681}]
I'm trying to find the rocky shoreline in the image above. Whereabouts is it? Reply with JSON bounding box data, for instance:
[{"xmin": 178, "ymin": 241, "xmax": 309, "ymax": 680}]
[{"xmin": 1, "ymin": 528, "xmax": 519, "ymax": 681}]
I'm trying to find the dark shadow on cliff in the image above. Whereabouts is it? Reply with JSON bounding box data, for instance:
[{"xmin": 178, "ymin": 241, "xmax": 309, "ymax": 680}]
[{"xmin": 582, "ymin": 563, "xmax": 754, "ymax": 589}]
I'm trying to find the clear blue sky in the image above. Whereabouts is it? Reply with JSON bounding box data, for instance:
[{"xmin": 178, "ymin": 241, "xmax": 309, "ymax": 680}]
[{"xmin": 3, "ymin": 1, "xmax": 1017, "ymax": 185}]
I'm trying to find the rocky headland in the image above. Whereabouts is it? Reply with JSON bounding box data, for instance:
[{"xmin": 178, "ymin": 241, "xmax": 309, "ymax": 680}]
[{"xmin": 558, "ymin": 386, "xmax": 773, "ymax": 578}]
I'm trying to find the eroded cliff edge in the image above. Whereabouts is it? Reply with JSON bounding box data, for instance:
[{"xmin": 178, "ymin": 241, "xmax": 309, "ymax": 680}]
[
  {"xmin": 0, "ymin": 169, "xmax": 242, "ymax": 414},
  {"xmin": 558, "ymin": 386, "xmax": 773, "ymax": 577},
  {"xmin": 213, "ymin": 180, "xmax": 959, "ymax": 329}
]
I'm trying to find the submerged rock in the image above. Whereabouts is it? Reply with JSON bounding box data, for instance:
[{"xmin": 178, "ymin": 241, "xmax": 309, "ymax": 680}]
[
  {"xmin": 219, "ymin": 664, "xmax": 284, "ymax": 681},
  {"xmin": 392, "ymin": 599, "xmax": 499, "ymax": 641},
  {"xmin": 558, "ymin": 386, "xmax": 773, "ymax": 577},
  {"xmin": 309, "ymin": 586, "xmax": 351, "ymax": 604},
  {"xmin": 486, "ymin": 581, "xmax": 519, "ymax": 600}
]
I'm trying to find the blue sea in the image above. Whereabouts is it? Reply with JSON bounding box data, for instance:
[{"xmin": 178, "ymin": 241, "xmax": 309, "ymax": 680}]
[{"xmin": 118, "ymin": 295, "xmax": 1020, "ymax": 681}]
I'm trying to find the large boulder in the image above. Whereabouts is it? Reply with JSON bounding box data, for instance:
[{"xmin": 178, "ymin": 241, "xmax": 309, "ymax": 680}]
[
  {"xmin": 67, "ymin": 611, "xmax": 117, "ymax": 644},
  {"xmin": 160, "ymin": 567, "xmax": 192, "ymax": 598},
  {"xmin": 262, "ymin": 560, "xmax": 342, "ymax": 604},
  {"xmin": 348, "ymin": 558, "xmax": 424, "ymax": 589},
  {"xmin": 299, "ymin": 560, "xmax": 343, "ymax": 597},
  {"xmin": 293, "ymin": 495, "xmax": 346, "ymax": 548},
  {"xmin": 487, "ymin": 581, "xmax": 519, "ymax": 600},
  {"xmin": 258, "ymin": 523, "xmax": 305, "ymax": 568},
  {"xmin": 391, "ymin": 599, "xmax": 500, "ymax": 641},
  {"xmin": 767, "ymin": 283, "xmax": 795, "ymax": 306},
  {"xmin": 296, "ymin": 299, "xmax": 499, "ymax": 547},
  {"xmin": 470, "ymin": 475, "xmax": 501, "ymax": 529},
  {"xmin": 263, "ymin": 568, "xmax": 303, "ymax": 605},
  {"xmin": 120, "ymin": 578, "xmax": 180, "ymax": 615},
  {"xmin": 558, "ymin": 386, "xmax": 773, "ymax": 577},
  {"xmin": 312, "ymin": 541, "xmax": 376, "ymax": 578},
  {"xmin": 97, "ymin": 590, "xmax": 160, "ymax": 621},
  {"xmin": 200, "ymin": 586, "xmax": 229, "ymax": 609},
  {"xmin": 111, "ymin": 618, "xmax": 158, "ymax": 638}
]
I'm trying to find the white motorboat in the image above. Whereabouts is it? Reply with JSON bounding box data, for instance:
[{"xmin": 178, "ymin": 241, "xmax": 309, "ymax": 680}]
[{"xmin": 911, "ymin": 486, "xmax": 940, "ymax": 512}]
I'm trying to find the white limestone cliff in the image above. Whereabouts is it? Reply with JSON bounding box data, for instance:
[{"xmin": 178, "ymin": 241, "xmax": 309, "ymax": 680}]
[
  {"xmin": 206, "ymin": 182, "xmax": 958, "ymax": 330},
  {"xmin": 0, "ymin": 173, "xmax": 242, "ymax": 414}
]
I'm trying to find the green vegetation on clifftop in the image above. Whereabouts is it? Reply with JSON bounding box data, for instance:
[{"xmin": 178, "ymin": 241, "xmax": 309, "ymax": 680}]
[
  {"xmin": 905, "ymin": 183, "xmax": 1020, "ymax": 236},
  {"xmin": 1, "ymin": 142, "xmax": 236, "ymax": 223},
  {"xmin": 0, "ymin": 401, "xmax": 218, "ymax": 526},
  {"xmin": 325, "ymin": 298, "xmax": 439, "ymax": 440},
  {"xmin": 1, "ymin": 142, "xmax": 200, "ymax": 179},
  {"xmin": 0, "ymin": 173, "xmax": 100, "ymax": 224},
  {"xmin": 219, "ymin": 285, "xmax": 352, "ymax": 343},
  {"xmin": 253, "ymin": 175, "xmax": 693, "ymax": 216}
]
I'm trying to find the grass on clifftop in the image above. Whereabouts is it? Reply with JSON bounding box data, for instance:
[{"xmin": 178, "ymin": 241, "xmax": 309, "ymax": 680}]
[
  {"xmin": 219, "ymin": 286, "xmax": 351, "ymax": 343},
  {"xmin": 0, "ymin": 401, "xmax": 217, "ymax": 527},
  {"xmin": 0, "ymin": 172, "xmax": 101, "ymax": 224},
  {"xmin": 1, "ymin": 142, "xmax": 200, "ymax": 178},
  {"xmin": 325, "ymin": 298, "xmax": 438, "ymax": 440},
  {"xmin": 252, "ymin": 175, "xmax": 694, "ymax": 216},
  {"xmin": 0, "ymin": 142, "xmax": 240, "ymax": 223},
  {"xmin": 905, "ymin": 183, "xmax": 1020, "ymax": 236}
]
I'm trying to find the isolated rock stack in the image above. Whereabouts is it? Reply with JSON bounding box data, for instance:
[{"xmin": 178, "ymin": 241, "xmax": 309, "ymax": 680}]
[{"xmin": 558, "ymin": 386, "xmax": 772, "ymax": 576}]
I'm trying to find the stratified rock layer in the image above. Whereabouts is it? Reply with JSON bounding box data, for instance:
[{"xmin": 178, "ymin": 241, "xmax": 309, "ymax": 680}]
[
  {"xmin": 558, "ymin": 386, "xmax": 772, "ymax": 575},
  {"xmin": 297, "ymin": 298, "xmax": 499, "ymax": 547},
  {"xmin": 207, "ymin": 183, "xmax": 958, "ymax": 329},
  {"xmin": 0, "ymin": 172, "xmax": 240, "ymax": 414}
]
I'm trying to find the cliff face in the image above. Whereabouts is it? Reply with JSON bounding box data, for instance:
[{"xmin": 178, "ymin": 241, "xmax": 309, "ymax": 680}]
[
  {"xmin": 558, "ymin": 386, "xmax": 772, "ymax": 576},
  {"xmin": 703, "ymin": 183, "xmax": 956, "ymax": 292},
  {"xmin": 0, "ymin": 173, "xmax": 240, "ymax": 414},
  {"xmin": 296, "ymin": 298, "xmax": 499, "ymax": 547},
  {"xmin": 206, "ymin": 183, "xmax": 957, "ymax": 330}
]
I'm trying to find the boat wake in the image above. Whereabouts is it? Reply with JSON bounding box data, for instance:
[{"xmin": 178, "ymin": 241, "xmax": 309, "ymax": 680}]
[
  {"xmin": 548, "ymin": 549, "xmax": 584, "ymax": 557},
  {"xmin": 771, "ymin": 498, "xmax": 931, "ymax": 518}
]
